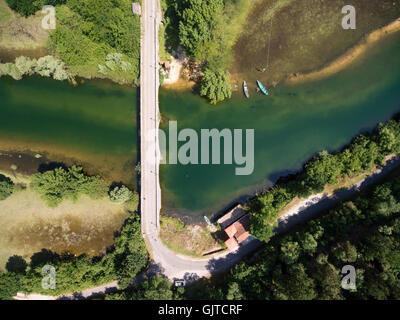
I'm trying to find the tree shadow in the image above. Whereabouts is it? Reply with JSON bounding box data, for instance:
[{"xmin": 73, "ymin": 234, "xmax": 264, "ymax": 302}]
[
  {"xmin": 130, "ymin": 261, "xmax": 165, "ymax": 287},
  {"xmin": 5, "ymin": 255, "xmax": 28, "ymax": 274},
  {"xmin": 30, "ymin": 249, "xmax": 60, "ymax": 267},
  {"xmin": 37, "ymin": 162, "xmax": 68, "ymax": 173},
  {"xmin": 205, "ymin": 238, "xmax": 264, "ymax": 276}
]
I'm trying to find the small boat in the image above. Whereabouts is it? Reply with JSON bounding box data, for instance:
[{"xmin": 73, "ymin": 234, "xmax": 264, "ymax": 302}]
[
  {"xmin": 256, "ymin": 80, "xmax": 269, "ymax": 95},
  {"xmin": 243, "ymin": 81, "xmax": 250, "ymax": 98}
]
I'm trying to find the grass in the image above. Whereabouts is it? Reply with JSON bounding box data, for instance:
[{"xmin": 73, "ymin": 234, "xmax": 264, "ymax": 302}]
[
  {"xmin": 0, "ymin": 171, "xmax": 129, "ymax": 271},
  {"xmin": 0, "ymin": 0, "xmax": 11, "ymax": 22},
  {"xmin": 231, "ymin": 0, "xmax": 400, "ymax": 88},
  {"xmin": 159, "ymin": 215, "xmax": 222, "ymax": 257}
]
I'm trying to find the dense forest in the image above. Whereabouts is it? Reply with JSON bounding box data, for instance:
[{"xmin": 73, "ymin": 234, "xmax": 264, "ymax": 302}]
[
  {"xmin": 248, "ymin": 118, "xmax": 400, "ymax": 243},
  {"xmin": 184, "ymin": 174, "xmax": 400, "ymax": 300}
]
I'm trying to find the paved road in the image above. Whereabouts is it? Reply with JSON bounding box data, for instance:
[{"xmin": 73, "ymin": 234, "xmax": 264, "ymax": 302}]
[
  {"xmin": 139, "ymin": 0, "xmax": 263, "ymax": 280},
  {"xmin": 140, "ymin": 0, "xmax": 161, "ymax": 242}
]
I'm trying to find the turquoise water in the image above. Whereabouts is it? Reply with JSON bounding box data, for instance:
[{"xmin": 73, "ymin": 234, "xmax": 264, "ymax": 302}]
[{"xmin": 159, "ymin": 32, "xmax": 400, "ymax": 218}]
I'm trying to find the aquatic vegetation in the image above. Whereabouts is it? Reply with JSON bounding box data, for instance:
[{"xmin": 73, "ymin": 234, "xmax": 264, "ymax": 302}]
[{"xmin": 0, "ymin": 55, "xmax": 69, "ymax": 80}]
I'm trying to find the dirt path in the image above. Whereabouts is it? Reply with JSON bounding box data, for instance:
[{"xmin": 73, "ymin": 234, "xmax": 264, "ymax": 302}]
[{"xmin": 275, "ymin": 154, "xmax": 400, "ymax": 233}]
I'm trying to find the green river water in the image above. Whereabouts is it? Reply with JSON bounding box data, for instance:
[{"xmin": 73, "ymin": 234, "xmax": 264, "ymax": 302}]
[{"xmin": 0, "ymin": 32, "xmax": 399, "ymax": 220}]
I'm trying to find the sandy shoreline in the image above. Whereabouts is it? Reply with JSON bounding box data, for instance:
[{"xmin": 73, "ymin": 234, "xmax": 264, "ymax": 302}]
[
  {"xmin": 0, "ymin": 136, "xmax": 136, "ymax": 185},
  {"xmin": 286, "ymin": 18, "xmax": 400, "ymax": 84}
]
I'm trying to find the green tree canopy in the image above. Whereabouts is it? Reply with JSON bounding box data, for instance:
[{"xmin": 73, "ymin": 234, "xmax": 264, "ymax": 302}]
[
  {"xmin": 0, "ymin": 174, "xmax": 14, "ymax": 200},
  {"xmin": 200, "ymin": 69, "xmax": 231, "ymax": 104}
]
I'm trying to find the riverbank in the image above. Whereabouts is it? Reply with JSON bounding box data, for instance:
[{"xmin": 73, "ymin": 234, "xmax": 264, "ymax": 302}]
[
  {"xmin": 0, "ymin": 0, "xmax": 49, "ymax": 58},
  {"xmin": 159, "ymin": 215, "xmax": 224, "ymax": 258},
  {"xmin": 0, "ymin": 170, "xmax": 130, "ymax": 271},
  {"xmin": 0, "ymin": 138, "xmax": 136, "ymax": 188},
  {"xmin": 287, "ymin": 18, "xmax": 400, "ymax": 84},
  {"xmin": 162, "ymin": 16, "xmax": 400, "ymax": 93},
  {"xmin": 275, "ymin": 154, "xmax": 400, "ymax": 234},
  {"xmin": 0, "ymin": 77, "xmax": 138, "ymax": 186}
]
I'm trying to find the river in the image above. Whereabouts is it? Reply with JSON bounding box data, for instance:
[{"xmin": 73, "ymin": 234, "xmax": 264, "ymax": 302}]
[{"xmin": 0, "ymin": 31, "xmax": 399, "ymax": 222}]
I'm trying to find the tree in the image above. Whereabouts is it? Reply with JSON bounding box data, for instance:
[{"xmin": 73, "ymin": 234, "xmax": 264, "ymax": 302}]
[
  {"xmin": 0, "ymin": 174, "xmax": 14, "ymax": 200},
  {"xmin": 6, "ymin": 0, "xmax": 38, "ymax": 17},
  {"xmin": 300, "ymin": 233, "xmax": 318, "ymax": 254},
  {"xmin": 134, "ymin": 276, "xmax": 174, "ymax": 300},
  {"xmin": 280, "ymin": 241, "xmax": 301, "ymax": 265},
  {"xmin": 226, "ymin": 282, "xmax": 244, "ymax": 300},
  {"xmin": 31, "ymin": 166, "xmax": 108, "ymax": 207},
  {"xmin": 109, "ymin": 185, "xmax": 133, "ymax": 204},
  {"xmin": 178, "ymin": 0, "xmax": 224, "ymax": 57},
  {"xmin": 113, "ymin": 214, "xmax": 148, "ymax": 289},
  {"xmin": 377, "ymin": 122, "xmax": 400, "ymax": 153},
  {"xmin": 200, "ymin": 69, "xmax": 231, "ymax": 104}
]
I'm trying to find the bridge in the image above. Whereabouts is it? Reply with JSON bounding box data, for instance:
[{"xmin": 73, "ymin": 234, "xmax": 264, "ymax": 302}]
[{"xmin": 139, "ymin": 0, "xmax": 262, "ymax": 280}]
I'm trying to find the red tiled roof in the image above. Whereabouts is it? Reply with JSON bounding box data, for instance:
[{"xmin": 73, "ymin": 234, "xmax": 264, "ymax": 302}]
[
  {"xmin": 223, "ymin": 214, "xmax": 250, "ymax": 249},
  {"xmin": 225, "ymin": 237, "xmax": 239, "ymax": 250}
]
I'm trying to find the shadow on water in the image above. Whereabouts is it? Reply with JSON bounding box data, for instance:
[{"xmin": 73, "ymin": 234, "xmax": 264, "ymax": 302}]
[{"xmin": 37, "ymin": 162, "xmax": 68, "ymax": 173}]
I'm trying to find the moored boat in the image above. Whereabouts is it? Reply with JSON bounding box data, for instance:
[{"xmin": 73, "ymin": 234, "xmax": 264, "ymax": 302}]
[
  {"xmin": 256, "ymin": 80, "xmax": 269, "ymax": 95},
  {"xmin": 243, "ymin": 81, "xmax": 250, "ymax": 98}
]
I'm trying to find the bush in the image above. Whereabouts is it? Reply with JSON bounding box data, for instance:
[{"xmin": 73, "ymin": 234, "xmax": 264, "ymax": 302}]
[
  {"xmin": 0, "ymin": 174, "xmax": 14, "ymax": 200},
  {"xmin": 0, "ymin": 272, "xmax": 23, "ymax": 300},
  {"xmin": 0, "ymin": 56, "xmax": 70, "ymax": 81},
  {"xmin": 109, "ymin": 185, "xmax": 133, "ymax": 204}
]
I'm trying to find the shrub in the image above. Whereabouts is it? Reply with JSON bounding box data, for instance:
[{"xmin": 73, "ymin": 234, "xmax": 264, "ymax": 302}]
[
  {"xmin": 0, "ymin": 174, "xmax": 14, "ymax": 200},
  {"xmin": 109, "ymin": 185, "xmax": 133, "ymax": 204},
  {"xmin": 0, "ymin": 272, "xmax": 23, "ymax": 300},
  {"xmin": 0, "ymin": 56, "xmax": 70, "ymax": 81}
]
